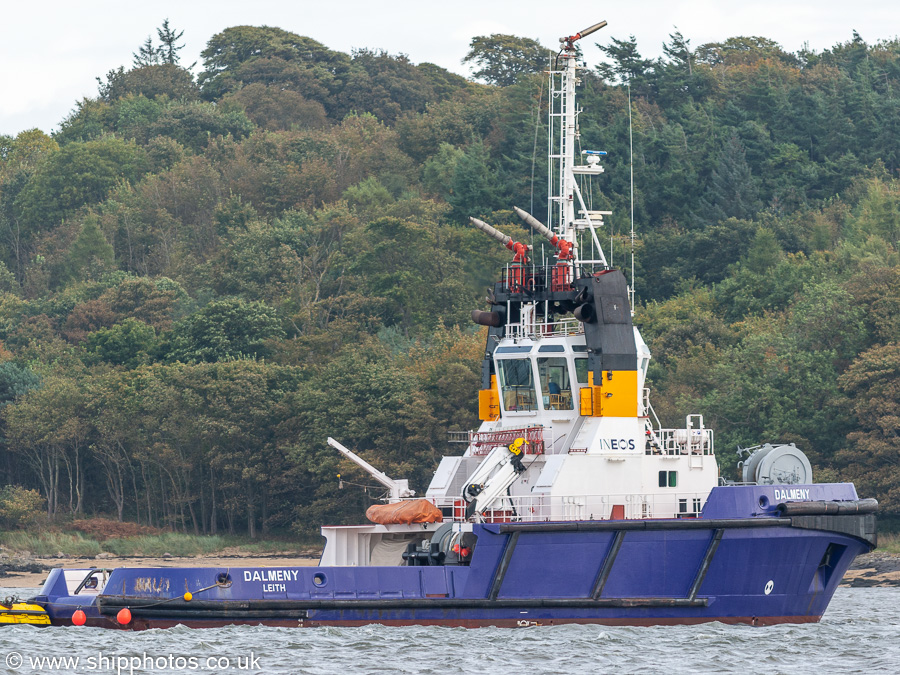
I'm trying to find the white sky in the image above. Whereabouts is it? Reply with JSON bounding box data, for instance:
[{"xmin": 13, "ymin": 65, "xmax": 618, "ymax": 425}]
[{"xmin": 2, "ymin": 0, "xmax": 898, "ymax": 137}]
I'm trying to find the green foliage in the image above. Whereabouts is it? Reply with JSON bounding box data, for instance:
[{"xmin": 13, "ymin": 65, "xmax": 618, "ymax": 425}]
[
  {"xmin": 339, "ymin": 49, "xmax": 437, "ymax": 124},
  {"xmin": 167, "ymin": 297, "xmax": 285, "ymax": 362},
  {"xmin": 60, "ymin": 215, "xmax": 116, "ymax": 284},
  {"xmin": 199, "ymin": 26, "xmax": 349, "ymax": 102},
  {"xmin": 114, "ymin": 95, "xmax": 164, "ymax": 143},
  {"xmin": 146, "ymin": 102, "xmax": 255, "ymax": 152},
  {"xmin": 446, "ymin": 139, "xmax": 504, "ymax": 220},
  {"xmin": 54, "ymin": 99, "xmax": 112, "ymax": 144},
  {"xmin": 85, "ymin": 318, "xmax": 157, "ymax": 367},
  {"xmin": 0, "ymin": 361, "xmax": 41, "ymax": 407},
  {"xmin": 14, "ymin": 137, "xmax": 148, "ymax": 233},
  {"xmin": 597, "ymin": 35, "xmax": 654, "ymax": 85},
  {"xmin": 837, "ymin": 343, "xmax": 900, "ymax": 516},
  {"xmin": 697, "ymin": 136, "xmax": 762, "ymax": 227},
  {"xmin": 222, "ymin": 84, "xmax": 327, "ymax": 131},
  {"xmin": 463, "ymin": 34, "xmax": 551, "ymax": 86},
  {"xmin": 98, "ymin": 64, "xmax": 198, "ymax": 103},
  {"xmin": 350, "ymin": 217, "xmax": 472, "ymax": 334},
  {"xmin": 0, "ymin": 485, "xmax": 45, "ymax": 529},
  {"xmin": 2, "ymin": 23, "xmax": 900, "ymax": 531}
]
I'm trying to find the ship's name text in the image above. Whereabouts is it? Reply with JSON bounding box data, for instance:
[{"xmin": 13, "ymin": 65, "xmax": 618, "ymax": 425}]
[
  {"xmin": 243, "ymin": 569, "xmax": 299, "ymax": 583},
  {"xmin": 773, "ymin": 488, "xmax": 811, "ymax": 501}
]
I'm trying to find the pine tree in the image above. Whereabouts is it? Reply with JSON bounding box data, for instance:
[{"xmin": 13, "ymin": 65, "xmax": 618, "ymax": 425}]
[
  {"xmin": 697, "ymin": 136, "xmax": 762, "ymax": 226},
  {"xmin": 156, "ymin": 19, "xmax": 185, "ymax": 65},
  {"xmin": 64, "ymin": 216, "xmax": 115, "ymax": 282},
  {"xmin": 596, "ymin": 35, "xmax": 652, "ymax": 84},
  {"xmin": 133, "ymin": 36, "xmax": 159, "ymax": 67},
  {"xmin": 663, "ymin": 29, "xmax": 693, "ymax": 76}
]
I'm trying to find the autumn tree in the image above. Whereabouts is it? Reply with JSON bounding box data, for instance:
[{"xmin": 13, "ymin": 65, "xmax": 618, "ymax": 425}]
[{"xmin": 837, "ymin": 343, "xmax": 900, "ymax": 516}]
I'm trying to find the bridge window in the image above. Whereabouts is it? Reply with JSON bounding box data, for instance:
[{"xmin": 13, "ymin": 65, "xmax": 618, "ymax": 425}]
[
  {"xmin": 538, "ymin": 357, "xmax": 573, "ymax": 410},
  {"xmin": 497, "ymin": 359, "xmax": 537, "ymax": 411},
  {"xmin": 574, "ymin": 357, "xmax": 589, "ymax": 384}
]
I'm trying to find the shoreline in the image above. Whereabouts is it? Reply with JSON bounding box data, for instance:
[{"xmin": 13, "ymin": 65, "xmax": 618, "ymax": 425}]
[{"xmin": 1, "ymin": 550, "xmax": 897, "ymax": 590}]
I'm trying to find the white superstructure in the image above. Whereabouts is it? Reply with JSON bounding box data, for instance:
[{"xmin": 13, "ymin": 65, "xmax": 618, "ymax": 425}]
[{"xmin": 322, "ymin": 21, "xmax": 719, "ymax": 567}]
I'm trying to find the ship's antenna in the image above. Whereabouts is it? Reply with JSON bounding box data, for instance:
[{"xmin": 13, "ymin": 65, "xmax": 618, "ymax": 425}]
[
  {"xmin": 530, "ymin": 75, "xmax": 545, "ymax": 217},
  {"xmin": 628, "ymin": 81, "xmax": 635, "ymax": 314}
]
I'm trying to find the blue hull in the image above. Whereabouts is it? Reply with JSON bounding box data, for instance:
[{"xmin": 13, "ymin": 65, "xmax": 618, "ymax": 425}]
[{"xmin": 33, "ymin": 485, "xmax": 875, "ymax": 629}]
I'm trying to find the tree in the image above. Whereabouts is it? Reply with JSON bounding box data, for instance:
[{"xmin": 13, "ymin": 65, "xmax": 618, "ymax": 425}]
[
  {"xmin": 0, "ymin": 361, "xmax": 40, "ymax": 408},
  {"xmin": 157, "ymin": 19, "xmax": 186, "ymax": 65},
  {"xmin": 338, "ymin": 49, "xmax": 436, "ymax": 124},
  {"xmin": 198, "ymin": 26, "xmax": 349, "ymax": 100},
  {"xmin": 97, "ymin": 65, "xmax": 198, "ymax": 103},
  {"xmin": 146, "ymin": 102, "xmax": 255, "ymax": 152},
  {"xmin": 695, "ymin": 36, "xmax": 792, "ymax": 67},
  {"xmin": 222, "ymin": 84, "xmax": 328, "ymax": 131},
  {"xmin": 463, "ymin": 34, "xmax": 551, "ymax": 86},
  {"xmin": 663, "ymin": 30, "xmax": 694, "ymax": 76},
  {"xmin": 60, "ymin": 215, "xmax": 115, "ymax": 284},
  {"xmin": 85, "ymin": 318, "xmax": 158, "ymax": 368},
  {"xmin": 133, "ymin": 37, "xmax": 159, "ymax": 68},
  {"xmin": 597, "ymin": 35, "xmax": 653, "ymax": 84},
  {"xmin": 696, "ymin": 136, "xmax": 762, "ymax": 227},
  {"xmin": 133, "ymin": 20, "xmax": 186, "ymax": 67},
  {"xmin": 166, "ymin": 298, "xmax": 285, "ymax": 362},
  {"xmin": 13, "ymin": 137, "xmax": 148, "ymax": 235},
  {"xmin": 837, "ymin": 343, "xmax": 900, "ymax": 516},
  {"xmin": 447, "ymin": 139, "xmax": 504, "ymax": 220},
  {"xmin": 4, "ymin": 376, "xmax": 90, "ymax": 517}
]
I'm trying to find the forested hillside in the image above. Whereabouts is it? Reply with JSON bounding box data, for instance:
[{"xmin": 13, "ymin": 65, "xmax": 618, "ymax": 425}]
[{"xmin": 1, "ymin": 24, "xmax": 898, "ymax": 535}]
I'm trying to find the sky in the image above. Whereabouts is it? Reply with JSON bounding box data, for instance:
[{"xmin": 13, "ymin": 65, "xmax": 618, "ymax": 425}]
[{"xmin": 2, "ymin": 0, "xmax": 898, "ymax": 137}]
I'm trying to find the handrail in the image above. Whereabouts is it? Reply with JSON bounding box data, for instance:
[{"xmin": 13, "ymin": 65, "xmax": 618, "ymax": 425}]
[{"xmin": 415, "ymin": 492, "xmax": 710, "ymax": 523}]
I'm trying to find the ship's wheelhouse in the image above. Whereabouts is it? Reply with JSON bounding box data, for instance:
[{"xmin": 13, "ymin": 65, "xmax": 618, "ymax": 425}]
[{"xmin": 494, "ymin": 342, "xmax": 589, "ymax": 417}]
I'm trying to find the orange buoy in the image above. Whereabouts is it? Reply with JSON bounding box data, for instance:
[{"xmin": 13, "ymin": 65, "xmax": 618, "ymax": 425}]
[
  {"xmin": 183, "ymin": 592, "xmax": 192, "ymax": 602},
  {"xmin": 72, "ymin": 609, "xmax": 86, "ymax": 626},
  {"xmin": 116, "ymin": 608, "xmax": 132, "ymax": 625}
]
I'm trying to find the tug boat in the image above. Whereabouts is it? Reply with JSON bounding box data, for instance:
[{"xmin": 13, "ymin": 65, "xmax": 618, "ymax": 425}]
[{"xmin": 31, "ymin": 21, "xmax": 876, "ymax": 629}]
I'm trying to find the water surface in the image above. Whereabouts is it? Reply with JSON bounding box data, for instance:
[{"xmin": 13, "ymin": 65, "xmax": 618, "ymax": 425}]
[{"xmin": 0, "ymin": 587, "xmax": 892, "ymax": 674}]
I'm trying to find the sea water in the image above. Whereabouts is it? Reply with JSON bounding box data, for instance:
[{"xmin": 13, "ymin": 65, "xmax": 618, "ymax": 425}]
[{"xmin": 0, "ymin": 587, "xmax": 895, "ymax": 674}]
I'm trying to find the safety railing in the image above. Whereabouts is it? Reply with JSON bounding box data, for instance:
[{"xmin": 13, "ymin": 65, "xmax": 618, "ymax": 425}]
[
  {"xmin": 468, "ymin": 426, "xmax": 545, "ymax": 456},
  {"xmin": 435, "ymin": 492, "xmax": 710, "ymax": 523},
  {"xmin": 505, "ymin": 317, "xmax": 583, "ymax": 340},
  {"xmin": 644, "ymin": 414, "xmax": 714, "ymax": 456}
]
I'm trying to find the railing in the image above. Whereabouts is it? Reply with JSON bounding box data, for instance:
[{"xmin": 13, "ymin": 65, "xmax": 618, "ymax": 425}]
[
  {"xmin": 469, "ymin": 426, "xmax": 545, "ymax": 456},
  {"xmin": 505, "ymin": 317, "xmax": 583, "ymax": 340},
  {"xmin": 500, "ymin": 263, "xmax": 582, "ymax": 294},
  {"xmin": 643, "ymin": 413, "xmax": 714, "ymax": 456},
  {"xmin": 648, "ymin": 428, "xmax": 714, "ymax": 456},
  {"xmin": 436, "ymin": 492, "xmax": 709, "ymax": 523},
  {"xmin": 447, "ymin": 431, "xmax": 471, "ymax": 444}
]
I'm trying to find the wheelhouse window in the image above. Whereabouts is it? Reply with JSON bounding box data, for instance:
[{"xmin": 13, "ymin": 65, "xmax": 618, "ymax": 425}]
[
  {"xmin": 574, "ymin": 357, "xmax": 589, "ymax": 385},
  {"xmin": 497, "ymin": 359, "xmax": 537, "ymax": 411},
  {"xmin": 538, "ymin": 357, "xmax": 573, "ymax": 410}
]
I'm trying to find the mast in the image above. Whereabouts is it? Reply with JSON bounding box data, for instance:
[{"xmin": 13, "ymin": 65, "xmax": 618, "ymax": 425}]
[{"xmin": 549, "ymin": 21, "xmax": 609, "ymax": 269}]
